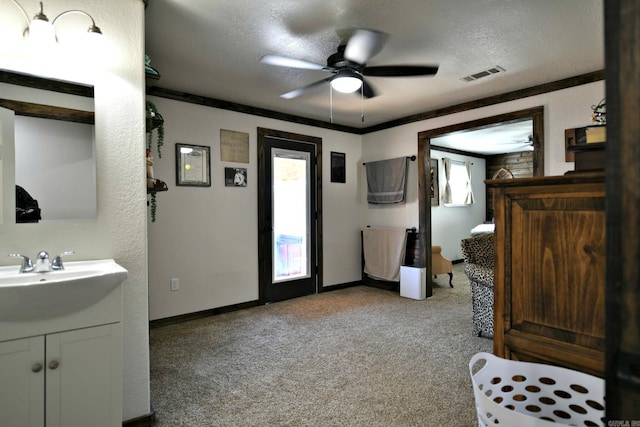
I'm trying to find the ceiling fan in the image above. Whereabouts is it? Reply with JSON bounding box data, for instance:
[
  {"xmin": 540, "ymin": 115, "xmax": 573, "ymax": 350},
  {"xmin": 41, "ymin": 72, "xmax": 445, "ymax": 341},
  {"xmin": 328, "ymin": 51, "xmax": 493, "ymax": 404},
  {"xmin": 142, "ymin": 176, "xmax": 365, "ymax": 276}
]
[{"xmin": 260, "ymin": 29, "xmax": 439, "ymax": 100}]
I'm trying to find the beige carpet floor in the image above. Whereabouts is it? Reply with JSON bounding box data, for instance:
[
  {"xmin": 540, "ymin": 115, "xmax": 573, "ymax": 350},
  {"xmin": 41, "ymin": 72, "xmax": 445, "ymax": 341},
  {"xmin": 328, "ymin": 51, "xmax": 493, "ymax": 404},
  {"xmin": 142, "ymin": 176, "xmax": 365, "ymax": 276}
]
[{"xmin": 150, "ymin": 263, "xmax": 492, "ymax": 426}]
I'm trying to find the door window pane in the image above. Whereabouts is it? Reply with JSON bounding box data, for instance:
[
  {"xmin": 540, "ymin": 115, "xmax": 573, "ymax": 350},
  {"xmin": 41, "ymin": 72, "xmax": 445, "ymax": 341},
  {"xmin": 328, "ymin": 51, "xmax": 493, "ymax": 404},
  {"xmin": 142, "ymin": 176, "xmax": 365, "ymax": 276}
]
[{"xmin": 272, "ymin": 149, "xmax": 310, "ymax": 282}]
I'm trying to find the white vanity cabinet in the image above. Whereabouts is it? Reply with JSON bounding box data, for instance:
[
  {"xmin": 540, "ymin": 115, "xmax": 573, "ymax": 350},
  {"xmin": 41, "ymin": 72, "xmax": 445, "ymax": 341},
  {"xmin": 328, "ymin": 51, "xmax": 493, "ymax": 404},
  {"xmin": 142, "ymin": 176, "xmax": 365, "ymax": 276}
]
[
  {"xmin": 0, "ymin": 260, "xmax": 127, "ymax": 427},
  {"xmin": 0, "ymin": 323, "xmax": 122, "ymax": 427}
]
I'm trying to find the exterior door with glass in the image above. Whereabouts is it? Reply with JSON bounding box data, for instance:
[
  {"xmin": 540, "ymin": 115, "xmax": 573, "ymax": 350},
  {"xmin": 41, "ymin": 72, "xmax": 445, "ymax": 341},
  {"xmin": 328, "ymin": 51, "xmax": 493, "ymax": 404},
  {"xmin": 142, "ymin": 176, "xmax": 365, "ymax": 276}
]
[{"xmin": 258, "ymin": 129, "xmax": 318, "ymax": 303}]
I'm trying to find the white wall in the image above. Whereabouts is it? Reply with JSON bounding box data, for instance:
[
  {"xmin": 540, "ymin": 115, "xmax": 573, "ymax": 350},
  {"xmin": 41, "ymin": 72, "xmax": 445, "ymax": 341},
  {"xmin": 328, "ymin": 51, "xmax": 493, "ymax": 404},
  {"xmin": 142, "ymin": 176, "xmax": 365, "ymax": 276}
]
[
  {"xmin": 147, "ymin": 96, "xmax": 362, "ymax": 320},
  {"xmin": 0, "ymin": 0, "xmax": 149, "ymax": 421},
  {"xmin": 361, "ymin": 80, "xmax": 605, "ymax": 260},
  {"xmin": 430, "ymin": 150, "xmax": 486, "ymax": 261},
  {"xmin": 149, "ymin": 80, "xmax": 603, "ymax": 320}
]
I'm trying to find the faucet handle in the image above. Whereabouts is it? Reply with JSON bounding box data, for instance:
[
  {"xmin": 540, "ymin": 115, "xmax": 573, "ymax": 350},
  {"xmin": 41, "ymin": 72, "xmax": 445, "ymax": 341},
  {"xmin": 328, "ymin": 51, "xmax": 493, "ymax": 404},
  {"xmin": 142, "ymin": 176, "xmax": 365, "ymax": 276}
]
[
  {"xmin": 52, "ymin": 251, "xmax": 75, "ymax": 271},
  {"xmin": 8, "ymin": 253, "xmax": 34, "ymax": 273}
]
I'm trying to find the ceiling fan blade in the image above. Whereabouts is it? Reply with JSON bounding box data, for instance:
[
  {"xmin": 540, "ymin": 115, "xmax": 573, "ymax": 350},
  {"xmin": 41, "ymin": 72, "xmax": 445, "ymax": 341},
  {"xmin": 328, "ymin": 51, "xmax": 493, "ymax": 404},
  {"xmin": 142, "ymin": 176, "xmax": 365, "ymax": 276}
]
[
  {"xmin": 260, "ymin": 54, "xmax": 330, "ymax": 71},
  {"xmin": 280, "ymin": 77, "xmax": 333, "ymax": 99},
  {"xmin": 344, "ymin": 29, "xmax": 389, "ymax": 64},
  {"xmin": 359, "ymin": 78, "xmax": 377, "ymax": 98},
  {"xmin": 363, "ymin": 65, "xmax": 439, "ymax": 77}
]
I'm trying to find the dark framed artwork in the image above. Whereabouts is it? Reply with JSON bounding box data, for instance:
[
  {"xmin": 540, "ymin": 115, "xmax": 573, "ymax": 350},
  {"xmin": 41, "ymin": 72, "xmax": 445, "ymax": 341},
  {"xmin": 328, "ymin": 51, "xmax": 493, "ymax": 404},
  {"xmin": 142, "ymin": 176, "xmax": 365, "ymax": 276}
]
[
  {"xmin": 430, "ymin": 158, "xmax": 439, "ymax": 206},
  {"xmin": 330, "ymin": 151, "xmax": 346, "ymax": 183},
  {"xmin": 225, "ymin": 167, "xmax": 247, "ymax": 187},
  {"xmin": 176, "ymin": 143, "xmax": 211, "ymax": 187}
]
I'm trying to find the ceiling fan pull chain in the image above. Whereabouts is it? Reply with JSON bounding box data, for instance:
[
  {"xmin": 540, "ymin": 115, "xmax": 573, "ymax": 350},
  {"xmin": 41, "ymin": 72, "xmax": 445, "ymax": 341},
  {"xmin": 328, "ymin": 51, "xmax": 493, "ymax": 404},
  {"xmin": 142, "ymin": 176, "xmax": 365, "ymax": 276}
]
[
  {"xmin": 330, "ymin": 85, "xmax": 334, "ymax": 123},
  {"xmin": 361, "ymin": 84, "xmax": 365, "ymax": 122}
]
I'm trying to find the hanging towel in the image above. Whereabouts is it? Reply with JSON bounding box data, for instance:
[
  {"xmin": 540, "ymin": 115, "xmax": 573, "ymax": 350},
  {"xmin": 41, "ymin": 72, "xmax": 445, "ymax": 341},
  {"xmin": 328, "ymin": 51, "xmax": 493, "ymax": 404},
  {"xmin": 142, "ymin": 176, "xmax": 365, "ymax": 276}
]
[
  {"xmin": 366, "ymin": 157, "xmax": 408, "ymax": 204},
  {"xmin": 363, "ymin": 227, "xmax": 407, "ymax": 282}
]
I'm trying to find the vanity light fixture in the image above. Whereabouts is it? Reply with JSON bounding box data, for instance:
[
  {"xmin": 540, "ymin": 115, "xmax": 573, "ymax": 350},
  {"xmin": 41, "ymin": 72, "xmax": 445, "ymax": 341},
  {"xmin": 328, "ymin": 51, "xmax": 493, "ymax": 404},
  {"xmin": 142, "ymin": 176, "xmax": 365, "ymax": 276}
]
[{"xmin": 9, "ymin": 0, "xmax": 103, "ymax": 47}]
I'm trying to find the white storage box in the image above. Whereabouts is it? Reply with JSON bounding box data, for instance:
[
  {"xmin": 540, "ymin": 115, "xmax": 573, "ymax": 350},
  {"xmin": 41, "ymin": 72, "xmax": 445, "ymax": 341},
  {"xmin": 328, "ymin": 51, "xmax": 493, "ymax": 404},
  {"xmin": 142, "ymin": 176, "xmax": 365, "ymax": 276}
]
[
  {"xmin": 469, "ymin": 352, "xmax": 605, "ymax": 426},
  {"xmin": 400, "ymin": 266, "xmax": 426, "ymax": 300}
]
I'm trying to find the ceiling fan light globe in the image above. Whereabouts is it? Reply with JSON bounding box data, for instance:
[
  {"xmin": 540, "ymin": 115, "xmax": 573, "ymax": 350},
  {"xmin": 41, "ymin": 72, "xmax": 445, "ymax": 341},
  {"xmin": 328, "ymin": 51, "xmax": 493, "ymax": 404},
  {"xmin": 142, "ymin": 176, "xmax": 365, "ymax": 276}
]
[{"xmin": 331, "ymin": 76, "xmax": 362, "ymax": 93}]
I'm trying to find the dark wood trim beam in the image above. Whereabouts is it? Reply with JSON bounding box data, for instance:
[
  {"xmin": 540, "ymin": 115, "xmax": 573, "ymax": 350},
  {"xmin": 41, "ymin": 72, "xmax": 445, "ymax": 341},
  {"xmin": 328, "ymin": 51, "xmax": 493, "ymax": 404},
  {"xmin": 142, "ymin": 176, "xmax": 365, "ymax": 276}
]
[
  {"xmin": 147, "ymin": 71, "xmax": 602, "ymax": 136},
  {"xmin": 147, "ymin": 86, "xmax": 362, "ymax": 134},
  {"xmin": 430, "ymin": 144, "xmax": 490, "ymax": 159},
  {"xmin": 0, "ymin": 69, "xmax": 93, "ymax": 98},
  {"xmin": 362, "ymin": 70, "xmax": 604, "ymax": 134},
  {"xmin": 0, "ymin": 99, "xmax": 94, "ymax": 124}
]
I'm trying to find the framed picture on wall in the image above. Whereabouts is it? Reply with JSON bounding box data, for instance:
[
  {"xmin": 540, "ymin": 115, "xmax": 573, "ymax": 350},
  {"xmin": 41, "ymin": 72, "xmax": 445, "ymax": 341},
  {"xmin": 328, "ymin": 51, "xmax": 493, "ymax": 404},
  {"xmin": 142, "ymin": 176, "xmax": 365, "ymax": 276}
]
[
  {"xmin": 225, "ymin": 167, "xmax": 247, "ymax": 187},
  {"xmin": 330, "ymin": 151, "xmax": 346, "ymax": 183},
  {"xmin": 430, "ymin": 158, "xmax": 439, "ymax": 206},
  {"xmin": 176, "ymin": 143, "xmax": 211, "ymax": 187}
]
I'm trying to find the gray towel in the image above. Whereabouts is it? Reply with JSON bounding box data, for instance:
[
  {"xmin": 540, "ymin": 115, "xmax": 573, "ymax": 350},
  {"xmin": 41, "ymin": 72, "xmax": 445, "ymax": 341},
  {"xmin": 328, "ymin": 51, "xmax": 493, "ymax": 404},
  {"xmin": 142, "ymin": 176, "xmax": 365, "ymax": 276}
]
[{"xmin": 366, "ymin": 157, "xmax": 408, "ymax": 204}]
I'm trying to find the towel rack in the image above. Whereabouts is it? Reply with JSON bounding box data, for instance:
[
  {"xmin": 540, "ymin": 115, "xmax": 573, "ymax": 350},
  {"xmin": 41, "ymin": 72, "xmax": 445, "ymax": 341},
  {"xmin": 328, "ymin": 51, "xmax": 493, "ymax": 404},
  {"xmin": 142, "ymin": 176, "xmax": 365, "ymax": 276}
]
[
  {"xmin": 365, "ymin": 225, "xmax": 417, "ymax": 233},
  {"xmin": 362, "ymin": 155, "xmax": 416, "ymax": 166}
]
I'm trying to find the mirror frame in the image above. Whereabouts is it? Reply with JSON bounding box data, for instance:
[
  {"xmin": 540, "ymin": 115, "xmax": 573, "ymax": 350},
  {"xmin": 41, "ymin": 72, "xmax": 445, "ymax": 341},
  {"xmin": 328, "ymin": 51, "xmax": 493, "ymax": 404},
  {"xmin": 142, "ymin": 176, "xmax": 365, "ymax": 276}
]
[
  {"xmin": 0, "ymin": 70, "xmax": 94, "ymax": 125},
  {"xmin": 417, "ymin": 106, "xmax": 544, "ymax": 298}
]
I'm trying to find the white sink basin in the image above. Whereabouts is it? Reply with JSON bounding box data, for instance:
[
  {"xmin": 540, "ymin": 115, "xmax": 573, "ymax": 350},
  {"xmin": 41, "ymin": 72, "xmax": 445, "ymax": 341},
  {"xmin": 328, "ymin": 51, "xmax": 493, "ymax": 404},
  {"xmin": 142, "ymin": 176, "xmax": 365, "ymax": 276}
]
[{"xmin": 0, "ymin": 259, "xmax": 128, "ymax": 321}]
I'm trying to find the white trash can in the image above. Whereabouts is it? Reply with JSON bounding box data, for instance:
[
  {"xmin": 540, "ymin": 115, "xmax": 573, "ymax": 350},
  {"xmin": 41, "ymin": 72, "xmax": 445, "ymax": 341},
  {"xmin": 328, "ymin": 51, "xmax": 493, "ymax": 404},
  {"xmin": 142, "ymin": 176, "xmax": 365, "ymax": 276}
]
[{"xmin": 400, "ymin": 266, "xmax": 426, "ymax": 300}]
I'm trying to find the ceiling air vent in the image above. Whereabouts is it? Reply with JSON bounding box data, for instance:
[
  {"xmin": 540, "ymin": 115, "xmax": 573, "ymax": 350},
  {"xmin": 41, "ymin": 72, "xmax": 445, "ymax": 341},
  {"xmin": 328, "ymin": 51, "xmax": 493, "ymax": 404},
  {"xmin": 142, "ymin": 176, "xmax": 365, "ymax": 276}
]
[{"xmin": 461, "ymin": 66, "xmax": 505, "ymax": 82}]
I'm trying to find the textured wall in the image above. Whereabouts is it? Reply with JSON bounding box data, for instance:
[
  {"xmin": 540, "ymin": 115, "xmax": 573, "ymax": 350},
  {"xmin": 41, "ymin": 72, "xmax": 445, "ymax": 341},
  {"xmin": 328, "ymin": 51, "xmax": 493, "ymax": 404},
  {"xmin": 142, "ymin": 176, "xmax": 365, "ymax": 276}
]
[{"xmin": 0, "ymin": 0, "xmax": 149, "ymax": 421}]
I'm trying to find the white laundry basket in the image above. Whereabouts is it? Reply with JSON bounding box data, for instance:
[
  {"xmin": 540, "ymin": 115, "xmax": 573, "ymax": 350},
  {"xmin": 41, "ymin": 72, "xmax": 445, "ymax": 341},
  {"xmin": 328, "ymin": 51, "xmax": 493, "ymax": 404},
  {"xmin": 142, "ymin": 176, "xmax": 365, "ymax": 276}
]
[{"xmin": 469, "ymin": 352, "xmax": 605, "ymax": 427}]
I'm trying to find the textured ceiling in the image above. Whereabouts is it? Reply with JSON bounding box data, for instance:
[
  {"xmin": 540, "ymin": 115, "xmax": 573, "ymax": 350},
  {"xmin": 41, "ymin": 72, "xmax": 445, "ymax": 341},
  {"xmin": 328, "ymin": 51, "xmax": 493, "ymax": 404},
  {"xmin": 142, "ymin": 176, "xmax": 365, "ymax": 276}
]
[
  {"xmin": 145, "ymin": 0, "xmax": 604, "ymax": 131},
  {"xmin": 432, "ymin": 119, "xmax": 534, "ymax": 155}
]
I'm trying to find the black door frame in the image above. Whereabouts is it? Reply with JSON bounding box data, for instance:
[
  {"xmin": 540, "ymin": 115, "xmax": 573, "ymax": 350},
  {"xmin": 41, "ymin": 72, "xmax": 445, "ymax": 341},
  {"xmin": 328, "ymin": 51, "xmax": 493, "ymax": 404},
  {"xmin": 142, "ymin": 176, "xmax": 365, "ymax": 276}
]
[{"xmin": 257, "ymin": 127, "xmax": 323, "ymax": 304}]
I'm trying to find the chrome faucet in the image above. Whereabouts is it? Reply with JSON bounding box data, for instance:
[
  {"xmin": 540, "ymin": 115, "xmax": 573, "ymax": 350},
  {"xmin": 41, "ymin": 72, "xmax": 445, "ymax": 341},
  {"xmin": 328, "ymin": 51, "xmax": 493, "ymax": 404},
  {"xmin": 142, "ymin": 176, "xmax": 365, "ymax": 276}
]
[
  {"xmin": 8, "ymin": 250, "xmax": 75, "ymax": 273},
  {"xmin": 34, "ymin": 251, "xmax": 51, "ymax": 272},
  {"xmin": 8, "ymin": 253, "xmax": 34, "ymax": 273},
  {"xmin": 52, "ymin": 251, "xmax": 75, "ymax": 271}
]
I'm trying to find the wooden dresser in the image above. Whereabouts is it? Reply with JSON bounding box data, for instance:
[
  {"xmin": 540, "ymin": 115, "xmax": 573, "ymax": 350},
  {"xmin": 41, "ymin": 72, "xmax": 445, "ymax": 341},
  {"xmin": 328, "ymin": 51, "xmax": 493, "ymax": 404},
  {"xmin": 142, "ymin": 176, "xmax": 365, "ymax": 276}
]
[{"xmin": 486, "ymin": 172, "xmax": 605, "ymax": 377}]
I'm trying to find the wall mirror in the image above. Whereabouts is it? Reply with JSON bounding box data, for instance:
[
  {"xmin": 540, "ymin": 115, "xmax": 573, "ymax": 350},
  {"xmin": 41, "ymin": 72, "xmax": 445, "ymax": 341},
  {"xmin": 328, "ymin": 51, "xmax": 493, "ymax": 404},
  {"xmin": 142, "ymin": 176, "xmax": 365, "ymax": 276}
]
[{"xmin": 0, "ymin": 70, "xmax": 96, "ymax": 224}]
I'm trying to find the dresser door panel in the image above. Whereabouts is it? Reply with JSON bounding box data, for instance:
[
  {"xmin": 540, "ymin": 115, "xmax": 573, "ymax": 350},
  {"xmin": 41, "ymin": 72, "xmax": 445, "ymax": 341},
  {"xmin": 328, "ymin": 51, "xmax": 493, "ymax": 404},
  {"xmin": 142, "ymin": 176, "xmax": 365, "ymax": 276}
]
[{"xmin": 493, "ymin": 178, "xmax": 606, "ymax": 377}]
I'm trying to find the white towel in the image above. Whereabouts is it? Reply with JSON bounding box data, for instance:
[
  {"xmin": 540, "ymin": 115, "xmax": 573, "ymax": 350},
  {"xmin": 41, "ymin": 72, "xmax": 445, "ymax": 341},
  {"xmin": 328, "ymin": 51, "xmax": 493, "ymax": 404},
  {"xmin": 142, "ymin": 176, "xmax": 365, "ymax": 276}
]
[{"xmin": 363, "ymin": 227, "xmax": 407, "ymax": 282}]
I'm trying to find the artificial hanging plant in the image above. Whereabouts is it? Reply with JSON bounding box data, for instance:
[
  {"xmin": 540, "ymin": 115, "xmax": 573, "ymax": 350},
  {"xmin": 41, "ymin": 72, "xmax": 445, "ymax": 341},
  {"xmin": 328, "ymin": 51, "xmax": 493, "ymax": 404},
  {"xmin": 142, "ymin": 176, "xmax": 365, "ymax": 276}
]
[
  {"xmin": 146, "ymin": 100, "xmax": 164, "ymax": 158},
  {"xmin": 146, "ymin": 100, "xmax": 167, "ymax": 223},
  {"xmin": 150, "ymin": 192, "xmax": 158, "ymax": 222}
]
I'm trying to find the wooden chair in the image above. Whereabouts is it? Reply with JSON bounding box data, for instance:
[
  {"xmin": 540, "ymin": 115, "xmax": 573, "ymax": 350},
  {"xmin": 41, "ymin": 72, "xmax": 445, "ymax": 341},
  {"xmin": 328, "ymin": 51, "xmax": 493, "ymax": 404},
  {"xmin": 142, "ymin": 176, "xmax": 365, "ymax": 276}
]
[{"xmin": 432, "ymin": 245, "xmax": 453, "ymax": 287}]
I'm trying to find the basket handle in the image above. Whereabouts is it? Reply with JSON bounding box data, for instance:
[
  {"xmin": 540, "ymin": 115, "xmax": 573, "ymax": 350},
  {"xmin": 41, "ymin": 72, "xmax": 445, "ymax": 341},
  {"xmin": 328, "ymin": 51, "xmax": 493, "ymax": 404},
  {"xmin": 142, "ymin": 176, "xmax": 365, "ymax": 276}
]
[{"xmin": 469, "ymin": 352, "xmax": 495, "ymax": 379}]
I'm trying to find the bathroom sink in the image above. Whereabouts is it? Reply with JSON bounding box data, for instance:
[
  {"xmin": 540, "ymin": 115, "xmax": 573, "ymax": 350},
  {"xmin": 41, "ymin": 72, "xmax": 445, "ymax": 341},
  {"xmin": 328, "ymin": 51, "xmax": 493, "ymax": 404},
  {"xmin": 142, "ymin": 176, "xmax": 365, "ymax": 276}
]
[{"xmin": 0, "ymin": 259, "xmax": 128, "ymax": 321}]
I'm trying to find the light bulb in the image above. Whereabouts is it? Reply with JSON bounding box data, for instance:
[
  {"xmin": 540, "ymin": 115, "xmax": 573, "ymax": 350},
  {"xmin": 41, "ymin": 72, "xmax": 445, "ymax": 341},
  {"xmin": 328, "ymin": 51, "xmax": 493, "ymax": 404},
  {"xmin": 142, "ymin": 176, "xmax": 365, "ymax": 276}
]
[
  {"xmin": 331, "ymin": 70, "xmax": 363, "ymax": 93},
  {"xmin": 26, "ymin": 17, "xmax": 56, "ymax": 48}
]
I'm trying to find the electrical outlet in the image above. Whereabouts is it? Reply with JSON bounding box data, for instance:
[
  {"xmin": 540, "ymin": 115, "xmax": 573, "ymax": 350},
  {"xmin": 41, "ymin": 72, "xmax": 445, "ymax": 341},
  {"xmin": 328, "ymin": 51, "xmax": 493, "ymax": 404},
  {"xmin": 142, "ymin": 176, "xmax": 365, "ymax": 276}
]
[{"xmin": 170, "ymin": 278, "xmax": 179, "ymax": 291}]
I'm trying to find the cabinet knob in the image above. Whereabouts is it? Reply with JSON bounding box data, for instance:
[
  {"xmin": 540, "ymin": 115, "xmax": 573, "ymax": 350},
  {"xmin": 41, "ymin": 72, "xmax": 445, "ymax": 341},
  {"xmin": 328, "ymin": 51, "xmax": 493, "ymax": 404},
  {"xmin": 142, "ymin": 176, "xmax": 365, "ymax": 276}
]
[
  {"xmin": 32, "ymin": 363, "xmax": 43, "ymax": 373},
  {"xmin": 48, "ymin": 360, "xmax": 59, "ymax": 370}
]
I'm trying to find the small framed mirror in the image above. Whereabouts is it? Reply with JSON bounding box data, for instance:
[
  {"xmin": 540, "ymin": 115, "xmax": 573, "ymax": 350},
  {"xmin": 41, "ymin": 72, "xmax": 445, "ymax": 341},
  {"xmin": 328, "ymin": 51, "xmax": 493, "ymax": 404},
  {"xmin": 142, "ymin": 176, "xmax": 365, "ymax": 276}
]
[{"xmin": 175, "ymin": 143, "xmax": 211, "ymax": 187}]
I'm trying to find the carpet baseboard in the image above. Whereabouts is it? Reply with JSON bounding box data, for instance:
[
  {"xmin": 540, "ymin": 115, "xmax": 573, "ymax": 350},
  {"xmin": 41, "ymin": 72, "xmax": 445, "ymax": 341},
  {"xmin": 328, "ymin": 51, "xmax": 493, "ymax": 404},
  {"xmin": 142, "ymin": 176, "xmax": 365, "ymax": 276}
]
[
  {"xmin": 150, "ymin": 279, "xmax": 372, "ymax": 328},
  {"xmin": 149, "ymin": 300, "xmax": 260, "ymax": 329},
  {"xmin": 319, "ymin": 280, "xmax": 362, "ymax": 292},
  {"xmin": 123, "ymin": 410, "xmax": 155, "ymax": 427}
]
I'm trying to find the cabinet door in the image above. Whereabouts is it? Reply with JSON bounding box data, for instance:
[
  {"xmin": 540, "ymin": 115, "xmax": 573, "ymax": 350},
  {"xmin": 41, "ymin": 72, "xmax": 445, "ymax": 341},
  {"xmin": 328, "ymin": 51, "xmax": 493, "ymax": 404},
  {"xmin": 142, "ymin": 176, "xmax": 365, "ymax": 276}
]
[
  {"xmin": 46, "ymin": 323, "xmax": 122, "ymax": 427},
  {"xmin": 0, "ymin": 336, "xmax": 45, "ymax": 427}
]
